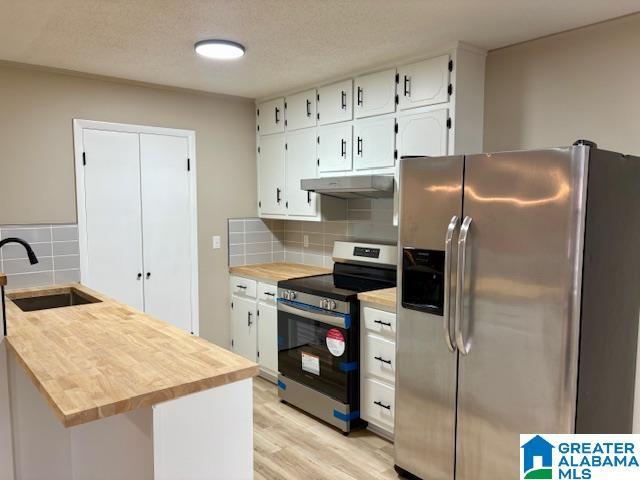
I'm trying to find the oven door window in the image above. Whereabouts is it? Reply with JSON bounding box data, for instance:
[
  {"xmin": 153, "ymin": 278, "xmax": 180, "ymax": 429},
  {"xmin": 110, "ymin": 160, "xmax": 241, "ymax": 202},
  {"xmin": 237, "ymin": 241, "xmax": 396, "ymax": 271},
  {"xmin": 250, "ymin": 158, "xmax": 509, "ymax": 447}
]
[{"xmin": 277, "ymin": 303, "xmax": 353, "ymax": 403}]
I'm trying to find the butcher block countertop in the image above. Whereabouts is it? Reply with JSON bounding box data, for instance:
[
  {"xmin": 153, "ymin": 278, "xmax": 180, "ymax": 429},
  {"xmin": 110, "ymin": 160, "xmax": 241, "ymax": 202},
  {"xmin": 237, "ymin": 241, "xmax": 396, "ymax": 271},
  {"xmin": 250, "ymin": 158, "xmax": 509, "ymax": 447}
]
[
  {"xmin": 358, "ymin": 287, "xmax": 397, "ymax": 310},
  {"xmin": 229, "ymin": 262, "xmax": 330, "ymax": 282},
  {"xmin": 4, "ymin": 284, "xmax": 259, "ymax": 428}
]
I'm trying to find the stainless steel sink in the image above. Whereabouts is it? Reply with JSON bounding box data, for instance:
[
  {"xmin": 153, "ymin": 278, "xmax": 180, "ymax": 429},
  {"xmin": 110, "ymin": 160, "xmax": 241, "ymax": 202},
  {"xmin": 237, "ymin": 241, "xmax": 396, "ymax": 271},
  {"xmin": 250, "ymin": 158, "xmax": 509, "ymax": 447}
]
[{"xmin": 11, "ymin": 288, "xmax": 101, "ymax": 312}]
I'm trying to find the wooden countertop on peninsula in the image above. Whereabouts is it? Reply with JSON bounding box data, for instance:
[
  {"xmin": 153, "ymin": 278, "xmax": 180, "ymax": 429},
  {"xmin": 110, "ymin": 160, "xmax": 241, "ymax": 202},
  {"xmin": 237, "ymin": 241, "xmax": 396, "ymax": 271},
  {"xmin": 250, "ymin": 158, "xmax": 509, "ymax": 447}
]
[
  {"xmin": 358, "ymin": 287, "xmax": 397, "ymax": 309},
  {"xmin": 4, "ymin": 284, "xmax": 259, "ymax": 428},
  {"xmin": 229, "ymin": 262, "xmax": 330, "ymax": 282}
]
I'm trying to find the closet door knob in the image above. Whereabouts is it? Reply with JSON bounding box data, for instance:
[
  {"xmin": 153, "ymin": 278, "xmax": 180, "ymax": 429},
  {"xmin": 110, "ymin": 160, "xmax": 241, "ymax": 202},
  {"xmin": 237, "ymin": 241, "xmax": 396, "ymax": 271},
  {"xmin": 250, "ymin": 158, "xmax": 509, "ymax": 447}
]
[
  {"xmin": 146, "ymin": 272, "xmax": 151, "ymax": 279},
  {"xmin": 137, "ymin": 273, "xmax": 142, "ymax": 280}
]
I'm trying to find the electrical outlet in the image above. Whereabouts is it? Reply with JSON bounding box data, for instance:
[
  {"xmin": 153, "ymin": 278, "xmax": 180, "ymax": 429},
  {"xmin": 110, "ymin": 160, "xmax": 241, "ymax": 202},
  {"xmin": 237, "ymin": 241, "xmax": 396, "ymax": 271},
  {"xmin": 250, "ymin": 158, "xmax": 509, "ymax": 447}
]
[
  {"xmin": 303, "ymin": 234, "xmax": 309, "ymax": 247},
  {"xmin": 212, "ymin": 235, "xmax": 221, "ymax": 249}
]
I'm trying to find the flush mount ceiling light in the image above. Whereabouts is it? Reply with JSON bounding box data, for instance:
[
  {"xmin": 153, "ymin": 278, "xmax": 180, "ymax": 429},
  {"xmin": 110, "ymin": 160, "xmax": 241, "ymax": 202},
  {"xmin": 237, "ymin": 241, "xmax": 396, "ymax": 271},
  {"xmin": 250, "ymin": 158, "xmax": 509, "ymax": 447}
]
[{"xmin": 194, "ymin": 39, "xmax": 245, "ymax": 60}]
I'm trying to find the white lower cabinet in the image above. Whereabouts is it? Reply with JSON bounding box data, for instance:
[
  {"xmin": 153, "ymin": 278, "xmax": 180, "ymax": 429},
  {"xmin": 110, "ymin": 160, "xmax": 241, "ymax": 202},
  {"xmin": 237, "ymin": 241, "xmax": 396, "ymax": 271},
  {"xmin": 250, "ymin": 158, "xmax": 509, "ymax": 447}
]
[
  {"xmin": 360, "ymin": 303, "xmax": 397, "ymax": 438},
  {"xmin": 230, "ymin": 275, "xmax": 278, "ymax": 382}
]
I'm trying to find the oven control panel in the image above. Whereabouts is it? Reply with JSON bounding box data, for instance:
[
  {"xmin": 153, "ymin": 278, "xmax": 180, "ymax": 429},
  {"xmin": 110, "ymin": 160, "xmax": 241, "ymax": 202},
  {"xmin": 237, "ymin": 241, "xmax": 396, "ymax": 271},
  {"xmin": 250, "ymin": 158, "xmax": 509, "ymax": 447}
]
[
  {"xmin": 320, "ymin": 298, "xmax": 337, "ymax": 310},
  {"xmin": 278, "ymin": 288, "xmax": 352, "ymax": 315}
]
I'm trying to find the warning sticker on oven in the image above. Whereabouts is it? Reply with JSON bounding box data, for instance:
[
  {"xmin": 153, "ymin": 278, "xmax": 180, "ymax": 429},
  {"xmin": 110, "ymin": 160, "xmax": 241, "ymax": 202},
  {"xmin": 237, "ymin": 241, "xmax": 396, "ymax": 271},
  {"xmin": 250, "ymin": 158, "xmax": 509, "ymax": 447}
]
[
  {"xmin": 326, "ymin": 328, "xmax": 346, "ymax": 357},
  {"xmin": 301, "ymin": 352, "xmax": 320, "ymax": 375}
]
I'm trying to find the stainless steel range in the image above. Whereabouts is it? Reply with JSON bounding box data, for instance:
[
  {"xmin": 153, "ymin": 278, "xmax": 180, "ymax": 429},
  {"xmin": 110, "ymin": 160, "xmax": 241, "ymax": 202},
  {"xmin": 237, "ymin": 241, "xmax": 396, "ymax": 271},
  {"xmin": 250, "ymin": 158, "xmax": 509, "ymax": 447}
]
[{"xmin": 276, "ymin": 241, "xmax": 397, "ymax": 433}]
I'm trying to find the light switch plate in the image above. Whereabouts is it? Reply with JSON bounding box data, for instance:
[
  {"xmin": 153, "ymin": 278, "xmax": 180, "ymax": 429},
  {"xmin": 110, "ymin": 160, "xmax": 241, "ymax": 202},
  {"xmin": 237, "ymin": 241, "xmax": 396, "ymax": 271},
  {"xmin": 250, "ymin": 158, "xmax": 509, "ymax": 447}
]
[
  {"xmin": 303, "ymin": 235, "xmax": 309, "ymax": 247},
  {"xmin": 212, "ymin": 235, "xmax": 221, "ymax": 249}
]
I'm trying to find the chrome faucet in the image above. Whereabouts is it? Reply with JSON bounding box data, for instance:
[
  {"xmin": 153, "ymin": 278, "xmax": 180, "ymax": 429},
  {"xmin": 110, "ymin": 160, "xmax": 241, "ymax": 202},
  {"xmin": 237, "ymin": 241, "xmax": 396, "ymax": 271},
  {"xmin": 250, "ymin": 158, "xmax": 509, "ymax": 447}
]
[{"xmin": 1, "ymin": 237, "xmax": 39, "ymax": 336}]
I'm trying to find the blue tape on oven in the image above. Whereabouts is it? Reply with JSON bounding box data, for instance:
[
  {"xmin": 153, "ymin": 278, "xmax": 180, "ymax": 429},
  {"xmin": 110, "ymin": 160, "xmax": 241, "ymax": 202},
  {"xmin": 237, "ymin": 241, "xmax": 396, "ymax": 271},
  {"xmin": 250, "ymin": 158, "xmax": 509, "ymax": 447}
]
[
  {"xmin": 339, "ymin": 361, "xmax": 358, "ymax": 372},
  {"xmin": 333, "ymin": 409, "xmax": 360, "ymax": 422},
  {"xmin": 277, "ymin": 380, "xmax": 286, "ymax": 391}
]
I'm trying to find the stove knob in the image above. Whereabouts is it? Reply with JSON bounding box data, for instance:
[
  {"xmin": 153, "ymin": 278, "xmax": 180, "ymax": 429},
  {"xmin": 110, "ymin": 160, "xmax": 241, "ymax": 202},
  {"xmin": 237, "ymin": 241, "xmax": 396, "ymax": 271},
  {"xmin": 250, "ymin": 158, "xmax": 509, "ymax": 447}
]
[
  {"xmin": 283, "ymin": 291, "xmax": 290, "ymax": 300},
  {"xmin": 289, "ymin": 291, "xmax": 297, "ymax": 300},
  {"xmin": 320, "ymin": 299, "xmax": 327, "ymax": 309},
  {"xmin": 329, "ymin": 300, "xmax": 337, "ymax": 310}
]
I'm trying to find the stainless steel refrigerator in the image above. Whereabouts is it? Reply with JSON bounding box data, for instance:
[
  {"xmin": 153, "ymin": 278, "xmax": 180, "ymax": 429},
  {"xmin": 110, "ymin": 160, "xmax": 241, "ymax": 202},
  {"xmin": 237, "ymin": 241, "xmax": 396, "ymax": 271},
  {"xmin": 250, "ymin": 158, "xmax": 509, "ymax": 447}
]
[{"xmin": 394, "ymin": 141, "xmax": 640, "ymax": 480}]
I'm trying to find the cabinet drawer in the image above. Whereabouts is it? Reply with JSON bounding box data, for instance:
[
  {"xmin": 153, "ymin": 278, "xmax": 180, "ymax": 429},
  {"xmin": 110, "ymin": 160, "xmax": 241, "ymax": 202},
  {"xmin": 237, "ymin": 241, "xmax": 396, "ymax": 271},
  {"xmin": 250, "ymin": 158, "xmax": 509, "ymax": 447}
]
[
  {"xmin": 363, "ymin": 378, "xmax": 395, "ymax": 430},
  {"xmin": 364, "ymin": 334, "xmax": 396, "ymax": 384},
  {"xmin": 363, "ymin": 307, "xmax": 396, "ymax": 337},
  {"xmin": 230, "ymin": 275, "xmax": 257, "ymax": 298},
  {"xmin": 258, "ymin": 282, "xmax": 278, "ymax": 303}
]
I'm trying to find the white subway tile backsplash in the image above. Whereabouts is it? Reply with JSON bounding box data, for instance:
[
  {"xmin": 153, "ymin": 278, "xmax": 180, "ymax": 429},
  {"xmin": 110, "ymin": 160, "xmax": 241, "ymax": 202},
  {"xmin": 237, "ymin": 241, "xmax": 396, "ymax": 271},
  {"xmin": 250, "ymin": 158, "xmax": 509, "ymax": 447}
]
[{"xmin": 0, "ymin": 224, "xmax": 81, "ymax": 289}]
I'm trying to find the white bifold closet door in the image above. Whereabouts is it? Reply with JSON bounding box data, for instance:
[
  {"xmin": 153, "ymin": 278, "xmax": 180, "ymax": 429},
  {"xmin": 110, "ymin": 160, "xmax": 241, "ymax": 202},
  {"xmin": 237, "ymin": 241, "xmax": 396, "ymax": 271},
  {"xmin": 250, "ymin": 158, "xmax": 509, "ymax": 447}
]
[
  {"xmin": 82, "ymin": 129, "xmax": 145, "ymax": 310},
  {"xmin": 80, "ymin": 127, "xmax": 195, "ymax": 333},
  {"xmin": 139, "ymin": 134, "xmax": 192, "ymax": 333}
]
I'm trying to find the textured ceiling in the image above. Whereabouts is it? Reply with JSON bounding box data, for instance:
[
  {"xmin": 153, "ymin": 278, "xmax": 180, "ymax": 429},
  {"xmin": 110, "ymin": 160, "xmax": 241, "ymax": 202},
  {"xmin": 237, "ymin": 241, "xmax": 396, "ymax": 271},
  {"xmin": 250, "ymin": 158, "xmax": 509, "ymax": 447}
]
[{"xmin": 0, "ymin": 1, "xmax": 637, "ymax": 98}]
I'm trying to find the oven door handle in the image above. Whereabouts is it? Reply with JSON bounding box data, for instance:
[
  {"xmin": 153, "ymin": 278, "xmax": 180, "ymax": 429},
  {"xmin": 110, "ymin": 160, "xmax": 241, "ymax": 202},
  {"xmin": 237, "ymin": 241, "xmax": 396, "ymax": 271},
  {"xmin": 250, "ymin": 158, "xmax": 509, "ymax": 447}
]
[{"xmin": 278, "ymin": 301, "xmax": 349, "ymax": 329}]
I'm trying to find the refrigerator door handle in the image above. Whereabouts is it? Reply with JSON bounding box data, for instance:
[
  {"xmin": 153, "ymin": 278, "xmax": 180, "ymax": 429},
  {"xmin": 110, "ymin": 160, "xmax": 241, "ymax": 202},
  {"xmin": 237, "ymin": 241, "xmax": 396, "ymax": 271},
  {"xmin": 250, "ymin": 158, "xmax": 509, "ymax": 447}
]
[
  {"xmin": 455, "ymin": 215, "xmax": 473, "ymax": 355},
  {"xmin": 443, "ymin": 215, "xmax": 459, "ymax": 352}
]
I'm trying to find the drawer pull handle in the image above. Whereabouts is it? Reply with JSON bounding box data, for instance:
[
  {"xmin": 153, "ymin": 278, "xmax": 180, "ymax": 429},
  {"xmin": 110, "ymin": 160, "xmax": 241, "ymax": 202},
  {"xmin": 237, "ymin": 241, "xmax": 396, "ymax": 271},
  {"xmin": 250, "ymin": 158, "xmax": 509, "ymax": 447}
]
[
  {"xmin": 264, "ymin": 292, "xmax": 275, "ymax": 297},
  {"xmin": 236, "ymin": 285, "xmax": 247, "ymax": 289},
  {"xmin": 374, "ymin": 356, "xmax": 392, "ymax": 365},
  {"xmin": 374, "ymin": 319, "xmax": 392, "ymax": 327},
  {"xmin": 374, "ymin": 400, "xmax": 391, "ymax": 410}
]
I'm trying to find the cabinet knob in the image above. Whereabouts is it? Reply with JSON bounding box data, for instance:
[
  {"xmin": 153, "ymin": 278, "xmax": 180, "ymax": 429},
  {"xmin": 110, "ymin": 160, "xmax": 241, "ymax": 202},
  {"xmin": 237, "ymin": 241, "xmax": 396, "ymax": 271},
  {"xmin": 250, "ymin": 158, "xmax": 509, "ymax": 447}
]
[
  {"xmin": 137, "ymin": 273, "xmax": 142, "ymax": 280},
  {"xmin": 146, "ymin": 272, "xmax": 151, "ymax": 279}
]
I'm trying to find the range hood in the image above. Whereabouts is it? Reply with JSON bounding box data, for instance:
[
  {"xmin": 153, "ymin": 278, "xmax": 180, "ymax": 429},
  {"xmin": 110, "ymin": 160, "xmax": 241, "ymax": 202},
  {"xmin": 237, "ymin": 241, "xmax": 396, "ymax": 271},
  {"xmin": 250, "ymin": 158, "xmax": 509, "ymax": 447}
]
[{"xmin": 300, "ymin": 175, "xmax": 394, "ymax": 199}]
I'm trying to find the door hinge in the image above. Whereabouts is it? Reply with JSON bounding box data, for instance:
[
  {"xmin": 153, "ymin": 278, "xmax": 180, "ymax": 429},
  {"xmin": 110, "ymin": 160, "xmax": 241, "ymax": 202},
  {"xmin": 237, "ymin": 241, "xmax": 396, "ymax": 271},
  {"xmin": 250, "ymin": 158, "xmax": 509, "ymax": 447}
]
[
  {"xmin": 448, "ymin": 84, "xmax": 453, "ymax": 96},
  {"xmin": 257, "ymin": 108, "xmax": 260, "ymax": 116},
  {"xmin": 317, "ymin": 158, "xmax": 320, "ymax": 166},
  {"xmin": 285, "ymin": 143, "xmax": 288, "ymax": 150},
  {"xmin": 257, "ymin": 350, "xmax": 260, "ymax": 358},
  {"xmin": 317, "ymin": 113, "xmax": 320, "ymax": 120},
  {"xmin": 394, "ymin": 121, "xmax": 398, "ymax": 134},
  {"xmin": 285, "ymin": 120, "xmax": 288, "ymax": 127},
  {"xmin": 257, "ymin": 309, "xmax": 260, "ymax": 317},
  {"xmin": 231, "ymin": 339, "xmax": 234, "ymax": 347},
  {"xmin": 259, "ymin": 201, "xmax": 262, "ymax": 208},
  {"xmin": 447, "ymin": 117, "xmax": 452, "ymax": 129},
  {"xmin": 257, "ymin": 125, "xmax": 260, "ymax": 132},
  {"xmin": 285, "ymin": 201, "xmax": 289, "ymax": 208},
  {"xmin": 284, "ymin": 102, "xmax": 287, "ymax": 109},
  {"xmin": 317, "ymin": 93, "xmax": 320, "ymax": 101},
  {"xmin": 258, "ymin": 146, "xmax": 261, "ymax": 153},
  {"xmin": 395, "ymin": 72, "xmax": 399, "ymax": 83},
  {"xmin": 317, "ymin": 136, "xmax": 320, "ymax": 144},
  {"xmin": 448, "ymin": 60, "xmax": 453, "ymax": 72},
  {"xmin": 395, "ymin": 94, "xmax": 399, "ymax": 105},
  {"xmin": 187, "ymin": 158, "xmax": 191, "ymax": 171},
  {"xmin": 82, "ymin": 152, "xmax": 86, "ymax": 166},
  {"xmin": 394, "ymin": 149, "xmax": 398, "ymax": 159},
  {"xmin": 231, "ymin": 301, "xmax": 234, "ymax": 309}
]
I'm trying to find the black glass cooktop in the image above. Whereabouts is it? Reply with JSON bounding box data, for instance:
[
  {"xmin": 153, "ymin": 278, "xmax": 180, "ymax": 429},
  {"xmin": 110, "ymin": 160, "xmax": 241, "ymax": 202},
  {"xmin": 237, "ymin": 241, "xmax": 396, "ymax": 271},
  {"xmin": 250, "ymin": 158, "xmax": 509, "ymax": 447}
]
[{"xmin": 279, "ymin": 263, "xmax": 396, "ymax": 301}]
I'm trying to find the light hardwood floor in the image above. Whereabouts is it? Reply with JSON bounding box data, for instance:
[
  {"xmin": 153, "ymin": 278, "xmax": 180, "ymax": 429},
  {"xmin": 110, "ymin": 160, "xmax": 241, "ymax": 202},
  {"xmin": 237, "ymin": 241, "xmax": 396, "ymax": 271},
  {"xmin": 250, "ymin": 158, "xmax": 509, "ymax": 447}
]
[{"xmin": 253, "ymin": 377, "xmax": 399, "ymax": 479}]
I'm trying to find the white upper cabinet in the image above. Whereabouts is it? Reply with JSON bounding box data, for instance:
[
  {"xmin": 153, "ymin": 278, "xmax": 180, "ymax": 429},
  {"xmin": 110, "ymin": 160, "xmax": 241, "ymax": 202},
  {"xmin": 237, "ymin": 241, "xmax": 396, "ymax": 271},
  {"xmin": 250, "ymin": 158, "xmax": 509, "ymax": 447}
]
[
  {"xmin": 258, "ymin": 134, "xmax": 286, "ymax": 215},
  {"xmin": 397, "ymin": 108, "xmax": 449, "ymax": 158},
  {"xmin": 398, "ymin": 55, "xmax": 450, "ymax": 110},
  {"xmin": 285, "ymin": 90, "xmax": 317, "ymax": 131},
  {"xmin": 354, "ymin": 68, "xmax": 397, "ymax": 119},
  {"xmin": 354, "ymin": 116, "xmax": 396, "ymax": 170},
  {"xmin": 318, "ymin": 123, "xmax": 352, "ymax": 173},
  {"xmin": 318, "ymin": 79, "xmax": 353, "ymax": 125},
  {"xmin": 285, "ymin": 128, "xmax": 318, "ymax": 217},
  {"xmin": 257, "ymin": 98, "xmax": 285, "ymax": 135}
]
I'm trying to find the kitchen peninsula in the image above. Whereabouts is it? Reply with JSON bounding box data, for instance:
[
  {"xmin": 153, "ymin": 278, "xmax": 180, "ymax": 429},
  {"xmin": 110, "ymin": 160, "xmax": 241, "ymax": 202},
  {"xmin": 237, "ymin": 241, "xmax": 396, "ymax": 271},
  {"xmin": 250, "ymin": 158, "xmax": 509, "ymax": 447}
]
[{"xmin": 2, "ymin": 283, "xmax": 258, "ymax": 480}]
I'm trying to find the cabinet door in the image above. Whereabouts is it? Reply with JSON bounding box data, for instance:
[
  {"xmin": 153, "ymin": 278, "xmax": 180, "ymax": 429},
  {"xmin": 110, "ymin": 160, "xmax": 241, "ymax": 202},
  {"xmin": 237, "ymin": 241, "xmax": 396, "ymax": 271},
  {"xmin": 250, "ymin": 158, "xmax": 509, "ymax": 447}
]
[
  {"xmin": 354, "ymin": 116, "xmax": 396, "ymax": 170},
  {"xmin": 257, "ymin": 98, "xmax": 285, "ymax": 135},
  {"xmin": 258, "ymin": 134, "xmax": 286, "ymax": 215},
  {"xmin": 285, "ymin": 129, "xmax": 318, "ymax": 217},
  {"xmin": 140, "ymin": 133, "xmax": 193, "ymax": 333},
  {"xmin": 82, "ymin": 129, "xmax": 144, "ymax": 311},
  {"xmin": 398, "ymin": 55, "xmax": 450, "ymax": 110},
  {"xmin": 354, "ymin": 68, "xmax": 397, "ymax": 118},
  {"xmin": 397, "ymin": 109, "xmax": 449, "ymax": 158},
  {"xmin": 318, "ymin": 123, "xmax": 352, "ymax": 173},
  {"xmin": 231, "ymin": 296, "xmax": 257, "ymax": 362},
  {"xmin": 318, "ymin": 80, "xmax": 352, "ymax": 125},
  {"xmin": 257, "ymin": 302, "xmax": 278, "ymax": 374},
  {"xmin": 285, "ymin": 90, "xmax": 316, "ymax": 131}
]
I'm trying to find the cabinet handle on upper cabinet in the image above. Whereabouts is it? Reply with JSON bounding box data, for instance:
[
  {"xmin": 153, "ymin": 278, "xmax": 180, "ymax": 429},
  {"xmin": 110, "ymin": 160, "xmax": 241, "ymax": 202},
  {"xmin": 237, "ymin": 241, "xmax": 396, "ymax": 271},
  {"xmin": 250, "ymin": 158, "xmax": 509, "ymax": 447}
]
[
  {"xmin": 276, "ymin": 187, "xmax": 282, "ymax": 203},
  {"xmin": 307, "ymin": 191, "xmax": 312, "ymax": 204},
  {"xmin": 275, "ymin": 107, "xmax": 280, "ymax": 123},
  {"xmin": 403, "ymin": 75, "xmax": 411, "ymax": 97},
  {"xmin": 357, "ymin": 86, "xmax": 363, "ymax": 106},
  {"xmin": 341, "ymin": 91, "xmax": 347, "ymax": 109},
  {"xmin": 306, "ymin": 99, "xmax": 311, "ymax": 117},
  {"xmin": 357, "ymin": 137, "xmax": 363, "ymax": 156},
  {"xmin": 341, "ymin": 139, "xmax": 346, "ymax": 158}
]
